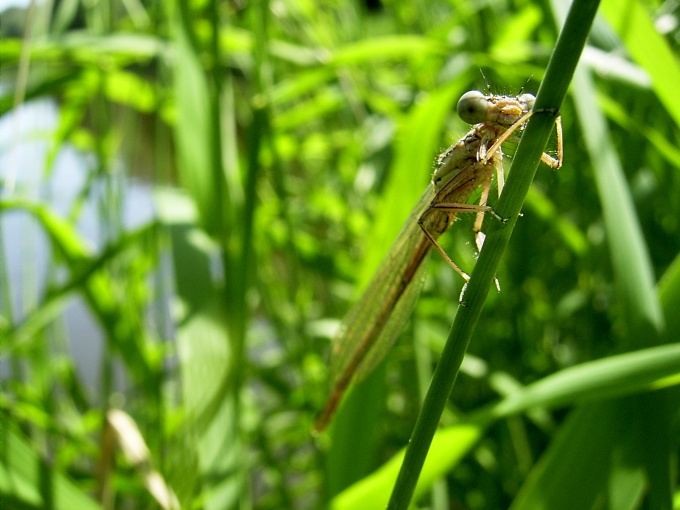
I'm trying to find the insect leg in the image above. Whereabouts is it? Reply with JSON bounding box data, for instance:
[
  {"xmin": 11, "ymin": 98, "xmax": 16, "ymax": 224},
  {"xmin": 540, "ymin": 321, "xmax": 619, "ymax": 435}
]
[
  {"xmin": 469, "ymin": 157, "xmax": 503, "ymax": 292},
  {"xmin": 482, "ymin": 110, "xmax": 534, "ymax": 164},
  {"xmin": 540, "ymin": 116, "xmax": 563, "ymax": 169},
  {"xmin": 418, "ymin": 209, "xmax": 471, "ymax": 282},
  {"xmin": 418, "ymin": 201, "xmax": 502, "ymax": 284},
  {"xmin": 418, "ymin": 209, "xmax": 474, "ymax": 305}
]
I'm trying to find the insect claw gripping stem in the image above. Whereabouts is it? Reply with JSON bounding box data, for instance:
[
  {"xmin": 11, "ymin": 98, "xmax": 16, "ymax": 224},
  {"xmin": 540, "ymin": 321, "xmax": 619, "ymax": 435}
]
[
  {"xmin": 458, "ymin": 283, "xmax": 469, "ymax": 306},
  {"xmin": 487, "ymin": 206, "xmax": 508, "ymax": 225},
  {"xmin": 534, "ymin": 106, "xmax": 560, "ymax": 116}
]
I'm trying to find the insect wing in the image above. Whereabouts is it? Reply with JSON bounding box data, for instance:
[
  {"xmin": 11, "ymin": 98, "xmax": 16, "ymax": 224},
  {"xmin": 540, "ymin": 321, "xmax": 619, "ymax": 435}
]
[{"xmin": 329, "ymin": 184, "xmax": 437, "ymax": 385}]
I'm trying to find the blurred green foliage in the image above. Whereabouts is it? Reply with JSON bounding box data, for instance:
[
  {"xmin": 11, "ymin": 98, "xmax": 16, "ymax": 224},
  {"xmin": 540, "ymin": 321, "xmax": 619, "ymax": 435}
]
[{"xmin": 1, "ymin": 0, "xmax": 679, "ymax": 509}]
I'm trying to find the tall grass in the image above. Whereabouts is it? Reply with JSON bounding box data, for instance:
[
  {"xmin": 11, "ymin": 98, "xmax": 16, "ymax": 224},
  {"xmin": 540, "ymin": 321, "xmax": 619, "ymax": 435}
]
[{"xmin": 1, "ymin": 0, "xmax": 679, "ymax": 509}]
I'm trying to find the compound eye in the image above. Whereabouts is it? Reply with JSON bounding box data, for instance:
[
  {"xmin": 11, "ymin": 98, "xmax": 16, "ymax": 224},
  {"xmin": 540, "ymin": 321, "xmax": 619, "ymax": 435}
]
[
  {"xmin": 457, "ymin": 90, "xmax": 488, "ymax": 124},
  {"xmin": 518, "ymin": 93, "xmax": 536, "ymax": 112}
]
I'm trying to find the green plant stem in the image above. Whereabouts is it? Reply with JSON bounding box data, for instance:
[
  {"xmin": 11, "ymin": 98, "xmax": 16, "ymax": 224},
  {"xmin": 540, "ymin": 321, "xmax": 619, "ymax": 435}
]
[{"xmin": 386, "ymin": 1, "xmax": 601, "ymax": 508}]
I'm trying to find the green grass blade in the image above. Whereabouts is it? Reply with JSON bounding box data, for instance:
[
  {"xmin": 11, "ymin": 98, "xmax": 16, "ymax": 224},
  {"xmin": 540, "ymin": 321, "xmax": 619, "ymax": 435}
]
[
  {"xmin": 329, "ymin": 35, "xmax": 448, "ymax": 65},
  {"xmin": 155, "ymin": 188, "xmax": 240, "ymax": 509},
  {"xmin": 386, "ymin": 1, "xmax": 601, "ymax": 507},
  {"xmin": 335, "ymin": 251, "xmax": 680, "ymax": 507},
  {"xmin": 570, "ymin": 67, "xmax": 664, "ymax": 337},
  {"xmin": 601, "ymin": 0, "xmax": 680, "ymax": 129},
  {"xmin": 0, "ymin": 199, "xmax": 156, "ymax": 383},
  {"xmin": 169, "ymin": 3, "xmax": 225, "ymax": 238},
  {"xmin": 507, "ymin": 1, "xmax": 672, "ymax": 506},
  {"xmin": 333, "ymin": 340, "xmax": 680, "ymax": 508},
  {"xmin": 0, "ymin": 416, "xmax": 101, "ymax": 510}
]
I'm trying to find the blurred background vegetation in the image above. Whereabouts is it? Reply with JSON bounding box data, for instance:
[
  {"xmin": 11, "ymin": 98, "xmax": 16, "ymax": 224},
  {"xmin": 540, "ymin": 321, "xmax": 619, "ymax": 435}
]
[{"xmin": 1, "ymin": 0, "xmax": 680, "ymax": 508}]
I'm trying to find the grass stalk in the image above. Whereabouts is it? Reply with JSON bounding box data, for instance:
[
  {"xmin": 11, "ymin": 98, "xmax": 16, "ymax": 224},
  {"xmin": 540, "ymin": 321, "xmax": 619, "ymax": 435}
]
[{"xmin": 387, "ymin": 1, "xmax": 601, "ymax": 507}]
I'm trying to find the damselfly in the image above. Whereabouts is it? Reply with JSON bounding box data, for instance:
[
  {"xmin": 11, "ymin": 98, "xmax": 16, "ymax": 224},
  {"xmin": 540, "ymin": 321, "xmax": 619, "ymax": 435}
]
[{"xmin": 314, "ymin": 89, "xmax": 563, "ymax": 432}]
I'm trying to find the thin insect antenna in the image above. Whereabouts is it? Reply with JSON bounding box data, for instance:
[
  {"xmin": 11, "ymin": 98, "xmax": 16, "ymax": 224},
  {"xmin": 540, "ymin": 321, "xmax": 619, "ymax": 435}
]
[
  {"xmin": 517, "ymin": 75, "xmax": 534, "ymax": 95},
  {"xmin": 479, "ymin": 69, "xmax": 492, "ymax": 95}
]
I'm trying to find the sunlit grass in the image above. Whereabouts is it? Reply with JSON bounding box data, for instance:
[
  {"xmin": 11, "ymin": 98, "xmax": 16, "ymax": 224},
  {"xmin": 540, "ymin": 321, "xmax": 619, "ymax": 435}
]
[{"xmin": 1, "ymin": 0, "xmax": 679, "ymax": 509}]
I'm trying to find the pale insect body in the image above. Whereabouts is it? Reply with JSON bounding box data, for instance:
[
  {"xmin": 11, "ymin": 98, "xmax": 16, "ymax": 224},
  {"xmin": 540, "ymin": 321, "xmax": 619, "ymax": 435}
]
[{"xmin": 314, "ymin": 90, "xmax": 562, "ymax": 433}]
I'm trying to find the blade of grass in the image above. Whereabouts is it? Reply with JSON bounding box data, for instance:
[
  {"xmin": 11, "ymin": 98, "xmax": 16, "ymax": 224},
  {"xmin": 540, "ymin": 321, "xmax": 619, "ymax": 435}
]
[
  {"xmin": 601, "ymin": 0, "xmax": 680, "ymax": 129},
  {"xmin": 332, "ymin": 340, "xmax": 680, "ymax": 509},
  {"xmin": 1, "ymin": 221, "xmax": 158, "ymax": 353},
  {"xmin": 337, "ymin": 244, "xmax": 680, "ymax": 507},
  {"xmin": 328, "ymin": 35, "xmax": 448, "ymax": 66},
  {"xmin": 507, "ymin": 2, "xmax": 671, "ymax": 505},
  {"xmin": 386, "ymin": 1, "xmax": 601, "ymax": 507},
  {"xmin": 170, "ymin": 3, "xmax": 225, "ymax": 238},
  {"xmin": 0, "ymin": 199, "xmax": 156, "ymax": 383},
  {"xmin": 0, "ymin": 415, "xmax": 102, "ymax": 510},
  {"xmin": 570, "ymin": 60, "xmax": 663, "ymax": 340}
]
